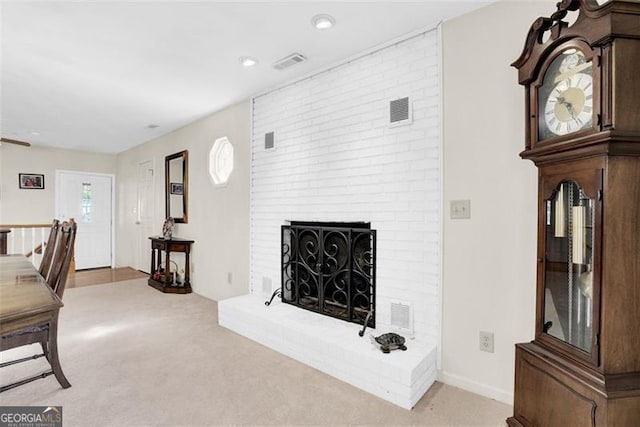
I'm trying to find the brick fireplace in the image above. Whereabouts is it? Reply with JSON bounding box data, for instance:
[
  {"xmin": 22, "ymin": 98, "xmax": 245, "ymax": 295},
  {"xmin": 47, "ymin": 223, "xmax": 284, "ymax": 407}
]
[{"xmin": 219, "ymin": 28, "xmax": 441, "ymax": 409}]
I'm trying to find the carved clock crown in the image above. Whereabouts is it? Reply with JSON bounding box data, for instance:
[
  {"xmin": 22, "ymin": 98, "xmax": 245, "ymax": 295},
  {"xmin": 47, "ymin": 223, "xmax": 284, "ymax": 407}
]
[
  {"xmin": 512, "ymin": 0, "xmax": 640, "ymax": 85},
  {"xmin": 512, "ymin": 0, "xmax": 640, "ymax": 161}
]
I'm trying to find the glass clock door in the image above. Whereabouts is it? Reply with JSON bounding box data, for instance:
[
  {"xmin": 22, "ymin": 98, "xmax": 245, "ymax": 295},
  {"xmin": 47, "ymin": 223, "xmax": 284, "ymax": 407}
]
[{"xmin": 544, "ymin": 180, "xmax": 595, "ymax": 353}]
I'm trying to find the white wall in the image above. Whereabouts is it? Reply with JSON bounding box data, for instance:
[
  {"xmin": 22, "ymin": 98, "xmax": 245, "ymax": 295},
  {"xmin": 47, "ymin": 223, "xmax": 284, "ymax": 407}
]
[
  {"xmin": 440, "ymin": 0, "xmax": 555, "ymax": 403},
  {"xmin": 251, "ymin": 31, "xmax": 441, "ymax": 343},
  {"xmin": 0, "ymin": 144, "xmax": 116, "ymax": 223},
  {"xmin": 115, "ymin": 101, "xmax": 250, "ymax": 301},
  {"xmin": 1, "ymin": 0, "xmax": 558, "ymax": 405}
]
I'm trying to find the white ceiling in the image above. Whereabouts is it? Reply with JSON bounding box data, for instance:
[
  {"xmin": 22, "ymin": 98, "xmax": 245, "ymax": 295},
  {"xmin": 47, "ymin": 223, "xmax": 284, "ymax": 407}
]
[{"xmin": 1, "ymin": 1, "xmax": 492, "ymax": 154}]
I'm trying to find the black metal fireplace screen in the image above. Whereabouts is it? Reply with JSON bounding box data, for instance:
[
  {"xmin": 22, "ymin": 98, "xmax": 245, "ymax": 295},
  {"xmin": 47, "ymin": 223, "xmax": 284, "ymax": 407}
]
[{"xmin": 281, "ymin": 222, "xmax": 376, "ymax": 328}]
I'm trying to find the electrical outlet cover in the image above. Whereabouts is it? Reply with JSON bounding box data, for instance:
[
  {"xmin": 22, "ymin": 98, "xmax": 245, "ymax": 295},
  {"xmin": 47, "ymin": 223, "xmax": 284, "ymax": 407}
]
[{"xmin": 479, "ymin": 331, "xmax": 494, "ymax": 353}]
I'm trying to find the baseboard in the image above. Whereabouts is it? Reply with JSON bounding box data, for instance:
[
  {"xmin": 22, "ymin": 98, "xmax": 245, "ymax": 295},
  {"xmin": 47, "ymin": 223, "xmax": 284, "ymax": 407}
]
[{"xmin": 437, "ymin": 370, "xmax": 513, "ymax": 405}]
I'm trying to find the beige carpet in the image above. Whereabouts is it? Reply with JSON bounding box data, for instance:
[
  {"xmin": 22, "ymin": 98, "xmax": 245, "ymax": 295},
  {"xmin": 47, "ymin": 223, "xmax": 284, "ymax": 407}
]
[{"xmin": 0, "ymin": 279, "xmax": 511, "ymax": 426}]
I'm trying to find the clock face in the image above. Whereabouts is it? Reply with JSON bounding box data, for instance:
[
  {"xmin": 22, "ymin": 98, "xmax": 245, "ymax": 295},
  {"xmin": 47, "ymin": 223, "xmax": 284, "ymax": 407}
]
[
  {"xmin": 538, "ymin": 50, "xmax": 594, "ymax": 141},
  {"xmin": 544, "ymin": 73, "xmax": 593, "ymax": 136}
]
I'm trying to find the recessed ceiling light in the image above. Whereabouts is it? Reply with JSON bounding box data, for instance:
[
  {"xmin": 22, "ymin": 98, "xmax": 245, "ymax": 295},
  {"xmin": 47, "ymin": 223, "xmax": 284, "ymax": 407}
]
[
  {"xmin": 312, "ymin": 14, "xmax": 335, "ymax": 30},
  {"xmin": 30, "ymin": 131, "xmax": 40, "ymax": 136},
  {"xmin": 239, "ymin": 56, "xmax": 258, "ymax": 67},
  {"xmin": 147, "ymin": 124, "xmax": 159, "ymax": 129}
]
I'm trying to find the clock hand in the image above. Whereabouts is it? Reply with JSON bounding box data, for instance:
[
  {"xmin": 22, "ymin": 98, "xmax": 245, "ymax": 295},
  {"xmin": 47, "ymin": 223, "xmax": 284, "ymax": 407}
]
[{"xmin": 556, "ymin": 96, "xmax": 577, "ymax": 118}]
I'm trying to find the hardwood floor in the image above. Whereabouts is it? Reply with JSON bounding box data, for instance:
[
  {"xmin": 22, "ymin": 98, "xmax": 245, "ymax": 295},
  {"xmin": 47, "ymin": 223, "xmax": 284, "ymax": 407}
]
[{"xmin": 67, "ymin": 267, "xmax": 148, "ymax": 289}]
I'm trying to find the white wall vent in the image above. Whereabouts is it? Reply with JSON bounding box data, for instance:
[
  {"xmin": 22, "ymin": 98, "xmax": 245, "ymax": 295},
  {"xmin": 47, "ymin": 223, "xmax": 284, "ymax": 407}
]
[
  {"xmin": 390, "ymin": 299, "xmax": 414, "ymax": 338},
  {"xmin": 389, "ymin": 96, "xmax": 412, "ymax": 127},
  {"xmin": 273, "ymin": 53, "xmax": 307, "ymax": 70},
  {"xmin": 265, "ymin": 131, "xmax": 275, "ymax": 149},
  {"xmin": 262, "ymin": 276, "xmax": 272, "ymax": 297}
]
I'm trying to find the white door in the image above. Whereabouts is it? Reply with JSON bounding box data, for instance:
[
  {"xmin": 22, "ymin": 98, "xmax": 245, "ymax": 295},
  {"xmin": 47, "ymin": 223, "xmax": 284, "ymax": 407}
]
[
  {"xmin": 134, "ymin": 161, "xmax": 154, "ymax": 273},
  {"xmin": 56, "ymin": 171, "xmax": 113, "ymax": 270}
]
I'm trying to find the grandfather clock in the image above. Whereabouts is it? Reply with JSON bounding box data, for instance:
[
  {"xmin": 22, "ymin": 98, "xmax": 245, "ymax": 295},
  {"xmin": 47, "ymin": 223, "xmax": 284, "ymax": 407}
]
[{"xmin": 509, "ymin": 0, "xmax": 640, "ymax": 425}]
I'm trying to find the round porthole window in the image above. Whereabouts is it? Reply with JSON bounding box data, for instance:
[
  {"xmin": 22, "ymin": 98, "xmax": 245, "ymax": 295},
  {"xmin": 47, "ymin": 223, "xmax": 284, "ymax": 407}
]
[{"xmin": 209, "ymin": 137, "xmax": 234, "ymax": 185}]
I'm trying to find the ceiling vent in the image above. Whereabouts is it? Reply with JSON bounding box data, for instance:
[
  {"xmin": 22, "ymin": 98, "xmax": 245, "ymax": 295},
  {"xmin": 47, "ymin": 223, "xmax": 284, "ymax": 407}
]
[
  {"xmin": 389, "ymin": 96, "xmax": 412, "ymax": 127},
  {"xmin": 273, "ymin": 53, "xmax": 307, "ymax": 70}
]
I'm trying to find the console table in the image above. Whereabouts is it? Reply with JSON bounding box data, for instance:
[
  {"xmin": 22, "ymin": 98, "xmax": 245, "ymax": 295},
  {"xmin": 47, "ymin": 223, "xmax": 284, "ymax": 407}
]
[{"xmin": 148, "ymin": 236, "xmax": 194, "ymax": 294}]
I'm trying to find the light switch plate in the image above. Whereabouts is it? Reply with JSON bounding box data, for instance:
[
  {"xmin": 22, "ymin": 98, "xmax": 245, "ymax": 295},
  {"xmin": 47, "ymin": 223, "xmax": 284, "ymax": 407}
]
[{"xmin": 450, "ymin": 200, "xmax": 471, "ymax": 219}]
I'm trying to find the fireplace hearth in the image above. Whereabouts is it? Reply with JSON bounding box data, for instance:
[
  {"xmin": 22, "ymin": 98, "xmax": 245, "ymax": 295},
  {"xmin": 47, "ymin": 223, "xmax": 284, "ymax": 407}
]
[{"xmin": 277, "ymin": 221, "xmax": 376, "ymax": 329}]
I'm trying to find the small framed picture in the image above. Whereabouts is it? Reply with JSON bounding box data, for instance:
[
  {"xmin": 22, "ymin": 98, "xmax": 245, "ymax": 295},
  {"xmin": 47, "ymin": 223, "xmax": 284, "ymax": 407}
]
[
  {"xmin": 170, "ymin": 182, "xmax": 184, "ymax": 195},
  {"xmin": 19, "ymin": 173, "xmax": 45, "ymax": 189}
]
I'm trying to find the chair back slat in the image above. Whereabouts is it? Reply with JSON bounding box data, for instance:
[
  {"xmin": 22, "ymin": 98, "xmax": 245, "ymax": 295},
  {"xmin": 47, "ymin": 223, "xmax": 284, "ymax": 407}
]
[
  {"xmin": 38, "ymin": 220, "xmax": 61, "ymax": 281},
  {"xmin": 47, "ymin": 219, "xmax": 77, "ymax": 299}
]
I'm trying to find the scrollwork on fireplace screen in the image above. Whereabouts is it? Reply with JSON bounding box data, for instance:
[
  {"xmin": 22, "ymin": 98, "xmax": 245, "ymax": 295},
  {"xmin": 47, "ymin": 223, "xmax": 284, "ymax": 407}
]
[{"xmin": 281, "ymin": 222, "xmax": 376, "ymax": 328}]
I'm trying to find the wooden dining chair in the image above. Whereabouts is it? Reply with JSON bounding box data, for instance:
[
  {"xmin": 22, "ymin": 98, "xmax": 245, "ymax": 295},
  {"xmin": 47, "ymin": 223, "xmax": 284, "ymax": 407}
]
[
  {"xmin": 38, "ymin": 219, "xmax": 61, "ymax": 282},
  {"xmin": 46, "ymin": 219, "xmax": 76, "ymax": 299},
  {"xmin": 0, "ymin": 219, "xmax": 77, "ymax": 392}
]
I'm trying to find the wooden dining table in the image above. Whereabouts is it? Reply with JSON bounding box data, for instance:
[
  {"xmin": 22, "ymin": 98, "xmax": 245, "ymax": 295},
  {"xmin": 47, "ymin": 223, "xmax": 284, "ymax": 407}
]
[{"xmin": 0, "ymin": 254, "xmax": 70, "ymax": 392}]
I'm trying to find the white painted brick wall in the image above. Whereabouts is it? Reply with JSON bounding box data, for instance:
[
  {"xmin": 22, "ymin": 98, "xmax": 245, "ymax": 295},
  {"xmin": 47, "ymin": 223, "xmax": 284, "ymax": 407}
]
[{"xmin": 251, "ymin": 30, "xmax": 441, "ymax": 343}]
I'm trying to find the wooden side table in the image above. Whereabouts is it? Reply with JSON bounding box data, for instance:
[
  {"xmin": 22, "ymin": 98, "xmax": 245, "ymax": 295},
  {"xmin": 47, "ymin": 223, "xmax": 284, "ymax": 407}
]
[{"xmin": 148, "ymin": 236, "xmax": 194, "ymax": 294}]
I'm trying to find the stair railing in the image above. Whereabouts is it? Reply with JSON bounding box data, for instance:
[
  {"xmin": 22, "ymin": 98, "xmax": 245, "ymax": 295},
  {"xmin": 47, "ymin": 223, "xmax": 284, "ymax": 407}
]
[{"xmin": 0, "ymin": 223, "xmax": 52, "ymax": 268}]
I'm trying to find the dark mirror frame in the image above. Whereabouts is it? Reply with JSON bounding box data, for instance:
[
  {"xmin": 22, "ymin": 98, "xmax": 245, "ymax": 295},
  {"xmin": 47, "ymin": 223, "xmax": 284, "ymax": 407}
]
[{"xmin": 165, "ymin": 150, "xmax": 188, "ymax": 224}]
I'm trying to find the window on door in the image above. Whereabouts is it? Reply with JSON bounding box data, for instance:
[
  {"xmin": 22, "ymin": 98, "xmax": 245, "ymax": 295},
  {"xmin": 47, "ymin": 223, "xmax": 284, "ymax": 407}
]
[{"xmin": 81, "ymin": 183, "xmax": 92, "ymax": 222}]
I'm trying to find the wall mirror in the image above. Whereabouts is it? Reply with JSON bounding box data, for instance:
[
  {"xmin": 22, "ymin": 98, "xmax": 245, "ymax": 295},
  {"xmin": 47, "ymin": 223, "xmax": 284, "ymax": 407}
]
[{"xmin": 165, "ymin": 150, "xmax": 188, "ymax": 223}]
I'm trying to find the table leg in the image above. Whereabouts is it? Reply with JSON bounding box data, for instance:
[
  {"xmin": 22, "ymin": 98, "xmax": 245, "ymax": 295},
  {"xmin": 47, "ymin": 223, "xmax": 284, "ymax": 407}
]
[
  {"xmin": 151, "ymin": 248, "xmax": 156, "ymax": 275},
  {"xmin": 165, "ymin": 250, "xmax": 171, "ymax": 284},
  {"xmin": 48, "ymin": 312, "xmax": 71, "ymax": 389},
  {"xmin": 184, "ymin": 250, "xmax": 190, "ymax": 287}
]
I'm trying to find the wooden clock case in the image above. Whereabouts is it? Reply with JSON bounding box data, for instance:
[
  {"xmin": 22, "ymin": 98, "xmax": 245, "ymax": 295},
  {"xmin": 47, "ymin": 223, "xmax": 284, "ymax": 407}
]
[{"xmin": 509, "ymin": 0, "xmax": 640, "ymax": 425}]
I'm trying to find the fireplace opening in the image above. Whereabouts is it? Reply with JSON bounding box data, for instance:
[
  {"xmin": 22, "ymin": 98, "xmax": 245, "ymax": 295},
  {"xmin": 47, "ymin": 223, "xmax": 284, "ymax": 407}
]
[{"xmin": 281, "ymin": 221, "xmax": 376, "ymax": 328}]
